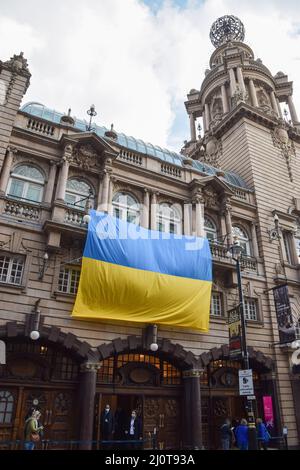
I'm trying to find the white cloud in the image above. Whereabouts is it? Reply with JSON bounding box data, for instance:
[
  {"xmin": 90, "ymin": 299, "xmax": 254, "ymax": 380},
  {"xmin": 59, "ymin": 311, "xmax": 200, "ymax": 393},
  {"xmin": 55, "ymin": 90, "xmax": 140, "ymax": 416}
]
[{"xmin": 0, "ymin": 0, "xmax": 300, "ymax": 151}]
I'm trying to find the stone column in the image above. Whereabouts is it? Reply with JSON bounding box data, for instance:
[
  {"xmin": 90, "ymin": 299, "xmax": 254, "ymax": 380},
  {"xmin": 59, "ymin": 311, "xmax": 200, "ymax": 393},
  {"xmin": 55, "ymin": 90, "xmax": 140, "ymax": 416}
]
[
  {"xmin": 0, "ymin": 146, "xmax": 16, "ymax": 195},
  {"xmin": 195, "ymin": 197, "xmax": 204, "ymax": 237},
  {"xmin": 183, "ymin": 369, "xmax": 203, "ymax": 449},
  {"xmin": 204, "ymin": 103, "xmax": 211, "ymax": 130},
  {"xmin": 55, "ymin": 145, "xmax": 72, "ymax": 202},
  {"xmin": 270, "ymin": 91, "xmax": 279, "ymax": 116},
  {"xmin": 43, "ymin": 161, "xmax": 57, "ymax": 204},
  {"xmin": 107, "ymin": 176, "xmax": 114, "ymax": 216},
  {"xmin": 249, "ymin": 79, "xmax": 258, "ymax": 107},
  {"xmin": 224, "ymin": 201, "xmax": 233, "ymax": 245},
  {"xmin": 236, "ymin": 67, "xmax": 246, "ymax": 94},
  {"xmin": 189, "ymin": 113, "xmax": 196, "ymax": 142},
  {"xmin": 78, "ymin": 362, "xmax": 100, "ymax": 450},
  {"xmin": 142, "ymin": 189, "xmax": 150, "ymax": 228},
  {"xmin": 250, "ymin": 222, "xmax": 259, "ymax": 258},
  {"xmin": 287, "ymin": 95, "xmax": 299, "ymax": 125},
  {"xmin": 221, "ymin": 84, "xmax": 229, "ymax": 113},
  {"xmin": 150, "ymin": 192, "xmax": 158, "ymax": 230},
  {"xmin": 184, "ymin": 201, "xmax": 191, "ymax": 236},
  {"xmin": 228, "ymin": 68, "xmax": 237, "ymax": 97},
  {"xmin": 98, "ymin": 170, "xmax": 110, "ymax": 212},
  {"xmin": 202, "ymin": 109, "xmax": 207, "ymax": 133},
  {"xmin": 276, "ymin": 98, "xmax": 283, "ymax": 118}
]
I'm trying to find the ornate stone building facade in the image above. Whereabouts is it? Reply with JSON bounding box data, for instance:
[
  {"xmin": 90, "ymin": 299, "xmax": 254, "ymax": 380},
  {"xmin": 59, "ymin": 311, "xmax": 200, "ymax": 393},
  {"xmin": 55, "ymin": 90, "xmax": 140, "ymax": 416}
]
[{"xmin": 0, "ymin": 16, "xmax": 299, "ymax": 449}]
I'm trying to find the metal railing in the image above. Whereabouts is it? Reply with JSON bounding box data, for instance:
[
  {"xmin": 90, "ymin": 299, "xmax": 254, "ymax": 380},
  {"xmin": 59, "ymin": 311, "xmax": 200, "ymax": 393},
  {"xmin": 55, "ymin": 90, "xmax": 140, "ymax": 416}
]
[{"xmin": 0, "ymin": 437, "xmax": 155, "ymax": 450}]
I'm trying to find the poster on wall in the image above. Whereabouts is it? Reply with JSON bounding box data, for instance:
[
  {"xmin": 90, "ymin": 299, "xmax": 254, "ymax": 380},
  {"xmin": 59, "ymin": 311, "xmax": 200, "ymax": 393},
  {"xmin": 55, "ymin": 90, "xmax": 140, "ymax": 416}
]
[
  {"xmin": 228, "ymin": 305, "xmax": 242, "ymax": 359},
  {"xmin": 273, "ymin": 284, "xmax": 296, "ymax": 344}
]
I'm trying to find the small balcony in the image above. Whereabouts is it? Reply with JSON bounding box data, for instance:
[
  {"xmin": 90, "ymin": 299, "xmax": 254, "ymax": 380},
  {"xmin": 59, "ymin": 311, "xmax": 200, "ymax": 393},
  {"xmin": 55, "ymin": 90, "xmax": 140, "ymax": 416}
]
[
  {"xmin": 0, "ymin": 195, "xmax": 51, "ymax": 226},
  {"xmin": 209, "ymin": 240, "xmax": 258, "ymax": 273}
]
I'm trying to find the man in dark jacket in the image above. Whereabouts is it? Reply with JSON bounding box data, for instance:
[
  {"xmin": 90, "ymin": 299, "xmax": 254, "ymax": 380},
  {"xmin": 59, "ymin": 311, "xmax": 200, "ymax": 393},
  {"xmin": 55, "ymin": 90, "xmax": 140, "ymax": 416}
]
[
  {"xmin": 125, "ymin": 410, "xmax": 142, "ymax": 449},
  {"xmin": 100, "ymin": 404, "xmax": 114, "ymax": 442}
]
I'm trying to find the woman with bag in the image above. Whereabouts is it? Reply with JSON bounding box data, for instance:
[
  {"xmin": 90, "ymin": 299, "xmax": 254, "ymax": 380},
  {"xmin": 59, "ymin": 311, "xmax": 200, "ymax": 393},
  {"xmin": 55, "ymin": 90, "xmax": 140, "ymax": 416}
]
[{"xmin": 24, "ymin": 410, "xmax": 44, "ymax": 450}]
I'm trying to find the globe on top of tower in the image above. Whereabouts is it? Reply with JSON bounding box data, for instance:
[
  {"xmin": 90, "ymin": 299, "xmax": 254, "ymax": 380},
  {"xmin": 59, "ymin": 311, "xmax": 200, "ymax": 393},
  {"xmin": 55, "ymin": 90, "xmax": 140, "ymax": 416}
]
[{"xmin": 210, "ymin": 15, "xmax": 245, "ymax": 48}]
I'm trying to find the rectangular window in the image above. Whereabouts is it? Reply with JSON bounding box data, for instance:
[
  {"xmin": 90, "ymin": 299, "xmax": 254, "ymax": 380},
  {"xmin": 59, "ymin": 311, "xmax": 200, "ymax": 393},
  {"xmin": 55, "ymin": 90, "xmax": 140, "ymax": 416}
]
[
  {"xmin": 58, "ymin": 267, "xmax": 80, "ymax": 294},
  {"xmin": 283, "ymin": 233, "xmax": 292, "ymax": 264},
  {"xmin": 210, "ymin": 292, "xmax": 222, "ymax": 317},
  {"xmin": 0, "ymin": 255, "xmax": 24, "ymax": 285},
  {"xmin": 244, "ymin": 298, "xmax": 258, "ymax": 321}
]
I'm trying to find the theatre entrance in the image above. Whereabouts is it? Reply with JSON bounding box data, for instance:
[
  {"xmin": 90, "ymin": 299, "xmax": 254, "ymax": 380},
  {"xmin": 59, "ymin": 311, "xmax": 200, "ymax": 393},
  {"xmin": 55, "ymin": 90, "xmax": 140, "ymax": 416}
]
[
  {"xmin": 94, "ymin": 352, "xmax": 183, "ymax": 449},
  {"xmin": 94, "ymin": 393, "xmax": 181, "ymax": 449}
]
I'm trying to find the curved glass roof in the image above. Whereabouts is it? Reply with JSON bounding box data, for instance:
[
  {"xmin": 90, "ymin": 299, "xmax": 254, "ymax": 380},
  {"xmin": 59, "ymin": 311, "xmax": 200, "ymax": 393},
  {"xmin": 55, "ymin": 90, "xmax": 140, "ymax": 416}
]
[{"xmin": 21, "ymin": 102, "xmax": 249, "ymax": 189}]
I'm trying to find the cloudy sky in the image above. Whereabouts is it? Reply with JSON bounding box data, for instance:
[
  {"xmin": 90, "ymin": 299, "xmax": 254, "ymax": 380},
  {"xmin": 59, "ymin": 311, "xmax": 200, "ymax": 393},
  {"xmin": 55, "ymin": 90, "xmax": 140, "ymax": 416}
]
[{"xmin": 0, "ymin": 0, "xmax": 300, "ymax": 151}]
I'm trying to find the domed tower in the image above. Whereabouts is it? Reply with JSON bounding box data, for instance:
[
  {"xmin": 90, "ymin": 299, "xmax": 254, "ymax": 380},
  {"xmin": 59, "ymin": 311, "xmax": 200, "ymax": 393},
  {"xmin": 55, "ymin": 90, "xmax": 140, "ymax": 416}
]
[
  {"xmin": 184, "ymin": 16, "xmax": 300, "ymax": 449},
  {"xmin": 184, "ymin": 15, "xmax": 299, "ymax": 166}
]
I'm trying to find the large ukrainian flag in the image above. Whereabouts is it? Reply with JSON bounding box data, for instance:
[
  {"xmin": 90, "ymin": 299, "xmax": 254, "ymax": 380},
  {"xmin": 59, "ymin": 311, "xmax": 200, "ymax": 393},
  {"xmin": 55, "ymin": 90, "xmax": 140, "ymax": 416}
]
[{"xmin": 72, "ymin": 210, "xmax": 212, "ymax": 331}]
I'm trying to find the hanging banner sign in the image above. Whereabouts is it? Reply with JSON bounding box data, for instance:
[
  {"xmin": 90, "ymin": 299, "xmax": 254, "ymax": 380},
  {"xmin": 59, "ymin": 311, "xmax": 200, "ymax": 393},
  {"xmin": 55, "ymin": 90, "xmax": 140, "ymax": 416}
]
[
  {"xmin": 273, "ymin": 284, "xmax": 296, "ymax": 344},
  {"xmin": 263, "ymin": 396, "xmax": 274, "ymax": 428},
  {"xmin": 228, "ymin": 305, "xmax": 242, "ymax": 359}
]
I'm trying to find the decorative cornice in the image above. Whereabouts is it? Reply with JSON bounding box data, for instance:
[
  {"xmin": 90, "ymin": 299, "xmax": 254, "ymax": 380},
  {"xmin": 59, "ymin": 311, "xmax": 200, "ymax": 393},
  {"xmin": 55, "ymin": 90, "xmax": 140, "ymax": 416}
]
[
  {"xmin": 213, "ymin": 102, "xmax": 278, "ymax": 139},
  {"xmin": 80, "ymin": 362, "xmax": 101, "ymax": 373},
  {"xmin": 182, "ymin": 369, "xmax": 203, "ymax": 378}
]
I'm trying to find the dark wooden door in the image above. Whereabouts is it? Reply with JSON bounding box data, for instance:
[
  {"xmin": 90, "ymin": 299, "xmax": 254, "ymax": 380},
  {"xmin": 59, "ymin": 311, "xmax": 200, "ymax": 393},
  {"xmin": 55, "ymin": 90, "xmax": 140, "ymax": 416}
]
[
  {"xmin": 211, "ymin": 395, "xmax": 246, "ymax": 449},
  {"xmin": 19, "ymin": 388, "xmax": 75, "ymax": 449},
  {"xmin": 144, "ymin": 396, "xmax": 181, "ymax": 449}
]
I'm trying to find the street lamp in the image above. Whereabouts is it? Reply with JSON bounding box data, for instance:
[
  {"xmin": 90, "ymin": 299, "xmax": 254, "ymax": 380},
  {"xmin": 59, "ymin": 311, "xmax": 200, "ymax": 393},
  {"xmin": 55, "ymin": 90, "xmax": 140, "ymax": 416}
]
[
  {"xmin": 228, "ymin": 237, "xmax": 258, "ymax": 450},
  {"xmin": 86, "ymin": 104, "xmax": 97, "ymax": 131}
]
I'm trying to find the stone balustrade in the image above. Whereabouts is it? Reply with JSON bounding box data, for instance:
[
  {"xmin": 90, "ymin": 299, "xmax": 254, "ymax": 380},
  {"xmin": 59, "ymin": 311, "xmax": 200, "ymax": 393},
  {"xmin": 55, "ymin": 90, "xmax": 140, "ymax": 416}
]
[
  {"xmin": 26, "ymin": 117, "xmax": 55, "ymax": 136},
  {"xmin": 118, "ymin": 150, "xmax": 143, "ymax": 166},
  {"xmin": 240, "ymin": 255, "xmax": 258, "ymax": 272},
  {"xmin": 64, "ymin": 208, "xmax": 87, "ymax": 226},
  {"xmin": 209, "ymin": 240, "xmax": 229, "ymax": 260},
  {"xmin": 4, "ymin": 198, "xmax": 41, "ymax": 221},
  {"xmin": 161, "ymin": 163, "xmax": 182, "ymax": 178}
]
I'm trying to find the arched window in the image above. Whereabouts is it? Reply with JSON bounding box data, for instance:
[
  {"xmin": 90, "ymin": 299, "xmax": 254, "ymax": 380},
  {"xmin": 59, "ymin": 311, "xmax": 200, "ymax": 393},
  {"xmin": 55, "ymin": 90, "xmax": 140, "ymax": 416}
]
[
  {"xmin": 112, "ymin": 192, "xmax": 140, "ymax": 224},
  {"xmin": 204, "ymin": 216, "xmax": 217, "ymax": 242},
  {"xmin": 7, "ymin": 164, "xmax": 44, "ymax": 202},
  {"xmin": 65, "ymin": 178, "xmax": 94, "ymax": 210},
  {"xmin": 232, "ymin": 225, "xmax": 251, "ymax": 256},
  {"xmin": 0, "ymin": 391, "xmax": 14, "ymax": 424},
  {"xmin": 157, "ymin": 203, "xmax": 182, "ymax": 234}
]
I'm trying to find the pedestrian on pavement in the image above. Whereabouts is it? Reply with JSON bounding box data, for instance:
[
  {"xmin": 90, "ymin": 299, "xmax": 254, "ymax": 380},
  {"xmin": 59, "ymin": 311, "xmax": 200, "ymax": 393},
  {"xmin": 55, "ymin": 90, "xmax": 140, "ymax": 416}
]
[{"xmin": 235, "ymin": 418, "xmax": 249, "ymax": 450}]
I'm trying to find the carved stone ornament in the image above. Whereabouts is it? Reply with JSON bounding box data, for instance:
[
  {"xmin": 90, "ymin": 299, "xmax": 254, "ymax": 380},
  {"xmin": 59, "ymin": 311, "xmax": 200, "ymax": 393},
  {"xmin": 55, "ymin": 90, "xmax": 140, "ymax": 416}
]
[
  {"xmin": 275, "ymin": 262, "xmax": 285, "ymax": 276},
  {"xmin": 203, "ymin": 186, "xmax": 219, "ymax": 208},
  {"xmin": 271, "ymin": 122, "xmax": 295, "ymax": 182},
  {"xmin": 232, "ymin": 85, "xmax": 249, "ymax": 107},
  {"xmin": 4, "ymin": 52, "xmax": 30, "ymax": 73},
  {"xmin": 72, "ymin": 144, "xmax": 101, "ymax": 170},
  {"xmin": 203, "ymin": 135, "xmax": 223, "ymax": 167},
  {"xmin": 2, "ymin": 52, "xmax": 31, "ymax": 99}
]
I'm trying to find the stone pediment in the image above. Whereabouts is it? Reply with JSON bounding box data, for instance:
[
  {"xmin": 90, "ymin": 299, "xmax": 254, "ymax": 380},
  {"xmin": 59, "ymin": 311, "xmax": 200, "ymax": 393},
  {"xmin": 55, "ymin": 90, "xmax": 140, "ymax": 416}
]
[
  {"xmin": 60, "ymin": 132, "xmax": 119, "ymax": 170},
  {"xmin": 190, "ymin": 175, "xmax": 234, "ymax": 198}
]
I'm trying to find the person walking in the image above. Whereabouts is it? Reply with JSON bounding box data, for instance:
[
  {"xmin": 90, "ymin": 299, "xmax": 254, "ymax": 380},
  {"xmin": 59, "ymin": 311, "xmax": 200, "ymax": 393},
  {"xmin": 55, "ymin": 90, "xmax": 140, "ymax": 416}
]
[
  {"xmin": 24, "ymin": 409, "xmax": 44, "ymax": 450},
  {"xmin": 220, "ymin": 418, "xmax": 234, "ymax": 450},
  {"xmin": 256, "ymin": 418, "xmax": 270, "ymax": 450},
  {"xmin": 235, "ymin": 418, "xmax": 249, "ymax": 450}
]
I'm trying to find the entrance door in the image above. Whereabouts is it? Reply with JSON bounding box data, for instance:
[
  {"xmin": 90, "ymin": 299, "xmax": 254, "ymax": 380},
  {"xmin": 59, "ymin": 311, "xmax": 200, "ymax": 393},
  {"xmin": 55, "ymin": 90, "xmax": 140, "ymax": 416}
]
[
  {"xmin": 144, "ymin": 397, "xmax": 181, "ymax": 449},
  {"xmin": 211, "ymin": 395, "xmax": 246, "ymax": 449},
  {"xmin": 94, "ymin": 393, "xmax": 143, "ymax": 449},
  {"xmin": 19, "ymin": 388, "xmax": 76, "ymax": 449}
]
